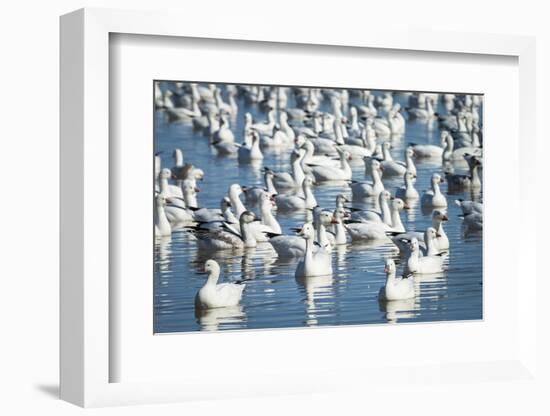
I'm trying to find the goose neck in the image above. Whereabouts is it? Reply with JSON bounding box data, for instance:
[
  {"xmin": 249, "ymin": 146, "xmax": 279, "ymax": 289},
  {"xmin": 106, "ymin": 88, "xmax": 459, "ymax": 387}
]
[{"xmin": 206, "ymin": 269, "xmax": 220, "ymax": 286}]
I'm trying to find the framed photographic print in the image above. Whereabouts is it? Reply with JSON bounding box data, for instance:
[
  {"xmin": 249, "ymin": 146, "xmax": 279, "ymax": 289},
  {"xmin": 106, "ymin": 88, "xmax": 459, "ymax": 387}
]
[{"xmin": 60, "ymin": 7, "xmax": 538, "ymax": 408}]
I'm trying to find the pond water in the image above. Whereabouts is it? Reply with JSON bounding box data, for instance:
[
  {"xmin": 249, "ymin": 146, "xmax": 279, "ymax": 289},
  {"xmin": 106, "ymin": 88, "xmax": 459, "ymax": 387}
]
[{"xmin": 154, "ymin": 84, "xmax": 483, "ymax": 333}]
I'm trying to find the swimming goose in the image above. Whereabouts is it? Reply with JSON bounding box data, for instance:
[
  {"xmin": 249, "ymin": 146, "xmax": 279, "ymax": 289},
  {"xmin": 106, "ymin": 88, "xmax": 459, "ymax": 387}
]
[
  {"xmin": 272, "ymin": 148, "xmax": 307, "ymax": 190},
  {"xmin": 384, "ymin": 146, "xmax": 417, "ymax": 179},
  {"xmin": 238, "ymin": 130, "xmax": 264, "ymax": 162},
  {"xmin": 378, "ymin": 259, "xmax": 415, "ymax": 301},
  {"xmin": 298, "ymin": 137, "xmax": 340, "ymax": 169},
  {"xmin": 407, "ymin": 96, "xmax": 435, "ymax": 121},
  {"xmin": 193, "ymin": 211, "xmax": 260, "ymax": 250},
  {"xmin": 211, "ymin": 114, "xmax": 235, "ymax": 144},
  {"xmin": 295, "ymin": 223, "xmax": 333, "ymax": 278},
  {"xmin": 347, "ymin": 197, "xmax": 407, "ymax": 237},
  {"xmin": 442, "ymin": 132, "xmax": 482, "ymax": 162},
  {"xmin": 391, "ymin": 209, "xmax": 449, "ymax": 255},
  {"xmin": 242, "ymin": 168, "xmax": 278, "ymax": 204},
  {"xmin": 154, "ymin": 194, "xmax": 172, "ymax": 237},
  {"xmin": 328, "ymin": 208, "xmax": 349, "ymax": 245},
  {"xmin": 350, "ymin": 158, "xmax": 385, "ymax": 199},
  {"xmin": 310, "ymin": 148, "xmax": 352, "ymax": 182},
  {"xmin": 158, "ymin": 168, "xmax": 184, "ymax": 203},
  {"xmin": 445, "ymin": 154, "xmax": 482, "ymax": 191},
  {"xmin": 194, "ymin": 259, "xmax": 245, "ymax": 309},
  {"xmin": 405, "ymin": 238, "xmax": 444, "ymax": 274},
  {"xmin": 395, "ymin": 171, "xmax": 420, "ymax": 201},
  {"xmin": 350, "ymin": 190, "xmax": 392, "ymax": 225},
  {"xmin": 410, "ymin": 140, "xmax": 445, "ymax": 159},
  {"xmin": 275, "ymin": 176, "xmax": 317, "ymax": 211},
  {"xmin": 421, "ymin": 173, "xmax": 448, "ymax": 208}
]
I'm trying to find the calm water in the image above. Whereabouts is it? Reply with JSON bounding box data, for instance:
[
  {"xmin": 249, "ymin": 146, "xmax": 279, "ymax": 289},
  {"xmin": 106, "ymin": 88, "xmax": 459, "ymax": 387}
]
[{"xmin": 154, "ymin": 85, "xmax": 483, "ymax": 333}]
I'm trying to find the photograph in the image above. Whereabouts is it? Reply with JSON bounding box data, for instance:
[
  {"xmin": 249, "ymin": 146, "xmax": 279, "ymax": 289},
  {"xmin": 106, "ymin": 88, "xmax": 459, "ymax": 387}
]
[{"xmin": 153, "ymin": 81, "xmax": 483, "ymax": 333}]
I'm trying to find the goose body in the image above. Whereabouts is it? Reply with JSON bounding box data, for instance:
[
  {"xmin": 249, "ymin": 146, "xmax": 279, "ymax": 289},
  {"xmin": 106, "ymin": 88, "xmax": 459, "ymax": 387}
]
[
  {"xmin": 275, "ymin": 177, "xmax": 317, "ymax": 211},
  {"xmin": 379, "ymin": 259, "xmax": 415, "ymax": 301},
  {"xmin": 310, "ymin": 149, "xmax": 352, "ymax": 182},
  {"xmin": 405, "ymin": 238, "xmax": 444, "ymax": 274},
  {"xmin": 421, "ymin": 173, "xmax": 448, "ymax": 208},
  {"xmin": 295, "ymin": 223, "xmax": 333, "ymax": 278},
  {"xmin": 350, "ymin": 158, "xmax": 385, "ymax": 199},
  {"xmin": 195, "ymin": 260, "xmax": 245, "ymax": 309},
  {"xmin": 395, "ymin": 171, "xmax": 419, "ymax": 200}
]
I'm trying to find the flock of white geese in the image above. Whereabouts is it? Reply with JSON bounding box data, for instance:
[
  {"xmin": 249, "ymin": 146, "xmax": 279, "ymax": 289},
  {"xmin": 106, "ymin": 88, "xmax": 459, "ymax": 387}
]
[{"xmin": 154, "ymin": 83, "xmax": 483, "ymax": 311}]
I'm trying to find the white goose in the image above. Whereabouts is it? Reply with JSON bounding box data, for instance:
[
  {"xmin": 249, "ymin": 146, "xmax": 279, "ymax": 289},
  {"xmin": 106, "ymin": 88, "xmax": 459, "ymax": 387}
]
[
  {"xmin": 154, "ymin": 194, "xmax": 172, "ymax": 237},
  {"xmin": 405, "ymin": 237, "xmax": 444, "ymax": 274},
  {"xmin": 268, "ymin": 206, "xmax": 325, "ymax": 258},
  {"xmin": 275, "ymin": 176, "xmax": 317, "ymax": 211},
  {"xmin": 421, "ymin": 173, "xmax": 448, "ymax": 208},
  {"xmin": 350, "ymin": 158, "xmax": 385, "ymax": 199},
  {"xmin": 238, "ymin": 130, "xmax": 264, "ymax": 162},
  {"xmin": 298, "ymin": 137, "xmax": 340, "ymax": 169},
  {"xmin": 350, "ymin": 190, "xmax": 392, "ymax": 226},
  {"xmin": 195, "ymin": 260, "xmax": 245, "ymax": 309},
  {"xmin": 248, "ymin": 192, "xmax": 282, "ymax": 242},
  {"xmin": 158, "ymin": 168, "xmax": 184, "ymax": 202},
  {"xmin": 272, "ymin": 148, "xmax": 307, "ymax": 190},
  {"xmin": 381, "ymin": 145, "xmax": 416, "ymax": 178},
  {"xmin": 295, "ymin": 223, "xmax": 333, "ymax": 278},
  {"xmin": 326, "ymin": 207, "xmax": 349, "ymax": 245},
  {"xmin": 378, "ymin": 258, "xmax": 415, "ymax": 301},
  {"xmin": 395, "ymin": 171, "xmax": 419, "ymax": 201},
  {"xmin": 211, "ymin": 114, "xmax": 235, "ymax": 144},
  {"xmin": 310, "ymin": 148, "xmax": 352, "ymax": 182},
  {"xmin": 345, "ymin": 198, "xmax": 406, "ymax": 241}
]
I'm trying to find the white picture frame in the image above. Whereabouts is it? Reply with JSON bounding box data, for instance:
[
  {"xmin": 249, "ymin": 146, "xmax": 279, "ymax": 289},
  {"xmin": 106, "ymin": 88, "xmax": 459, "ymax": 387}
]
[{"xmin": 60, "ymin": 7, "xmax": 538, "ymax": 407}]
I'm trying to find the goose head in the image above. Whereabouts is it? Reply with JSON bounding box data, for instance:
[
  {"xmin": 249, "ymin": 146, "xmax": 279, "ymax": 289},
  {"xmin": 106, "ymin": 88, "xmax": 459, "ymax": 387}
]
[
  {"xmin": 155, "ymin": 193, "xmax": 167, "ymax": 207},
  {"xmin": 159, "ymin": 168, "xmax": 174, "ymax": 181},
  {"xmin": 182, "ymin": 180, "xmax": 200, "ymax": 195},
  {"xmin": 404, "ymin": 170, "xmax": 416, "ymax": 183},
  {"xmin": 390, "ymin": 197, "xmax": 407, "ymax": 211},
  {"xmin": 431, "ymin": 173, "xmax": 444, "ymax": 186},
  {"xmin": 379, "ymin": 190, "xmax": 391, "ymax": 204},
  {"xmin": 336, "ymin": 193, "xmax": 349, "ymax": 206},
  {"xmin": 432, "ymin": 209, "xmax": 449, "ymax": 222},
  {"xmin": 384, "ymin": 258, "xmax": 396, "ymax": 275},
  {"xmin": 244, "ymin": 112, "xmax": 253, "ymax": 126},
  {"xmin": 301, "ymin": 176, "xmax": 315, "ymax": 190},
  {"xmin": 239, "ymin": 210, "xmax": 258, "ymax": 225},
  {"xmin": 294, "ymin": 134, "xmax": 307, "ymax": 148},
  {"xmin": 259, "ymin": 191, "xmax": 275, "ymax": 208},
  {"xmin": 204, "ymin": 259, "xmax": 220, "ymax": 276},
  {"xmin": 409, "ymin": 237, "xmax": 420, "ymax": 253},
  {"xmin": 319, "ymin": 211, "xmax": 334, "ymax": 226},
  {"xmin": 297, "ymin": 222, "xmax": 315, "ymax": 240},
  {"xmin": 228, "ymin": 184, "xmax": 243, "ymax": 198},
  {"xmin": 405, "ymin": 146, "xmax": 414, "ymax": 159},
  {"xmin": 425, "ymin": 226, "xmax": 440, "ymax": 241},
  {"xmin": 192, "ymin": 168, "xmax": 205, "ymax": 181}
]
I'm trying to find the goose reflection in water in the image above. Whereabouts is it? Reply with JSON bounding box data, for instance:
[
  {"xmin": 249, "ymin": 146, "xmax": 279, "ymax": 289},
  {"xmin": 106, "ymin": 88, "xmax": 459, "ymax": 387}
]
[
  {"xmin": 195, "ymin": 305, "xmax": 246, "ymax": 332},
  {"xmin": 296, "ymin": 274, "xmax": 335, "ymax": 327}
]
